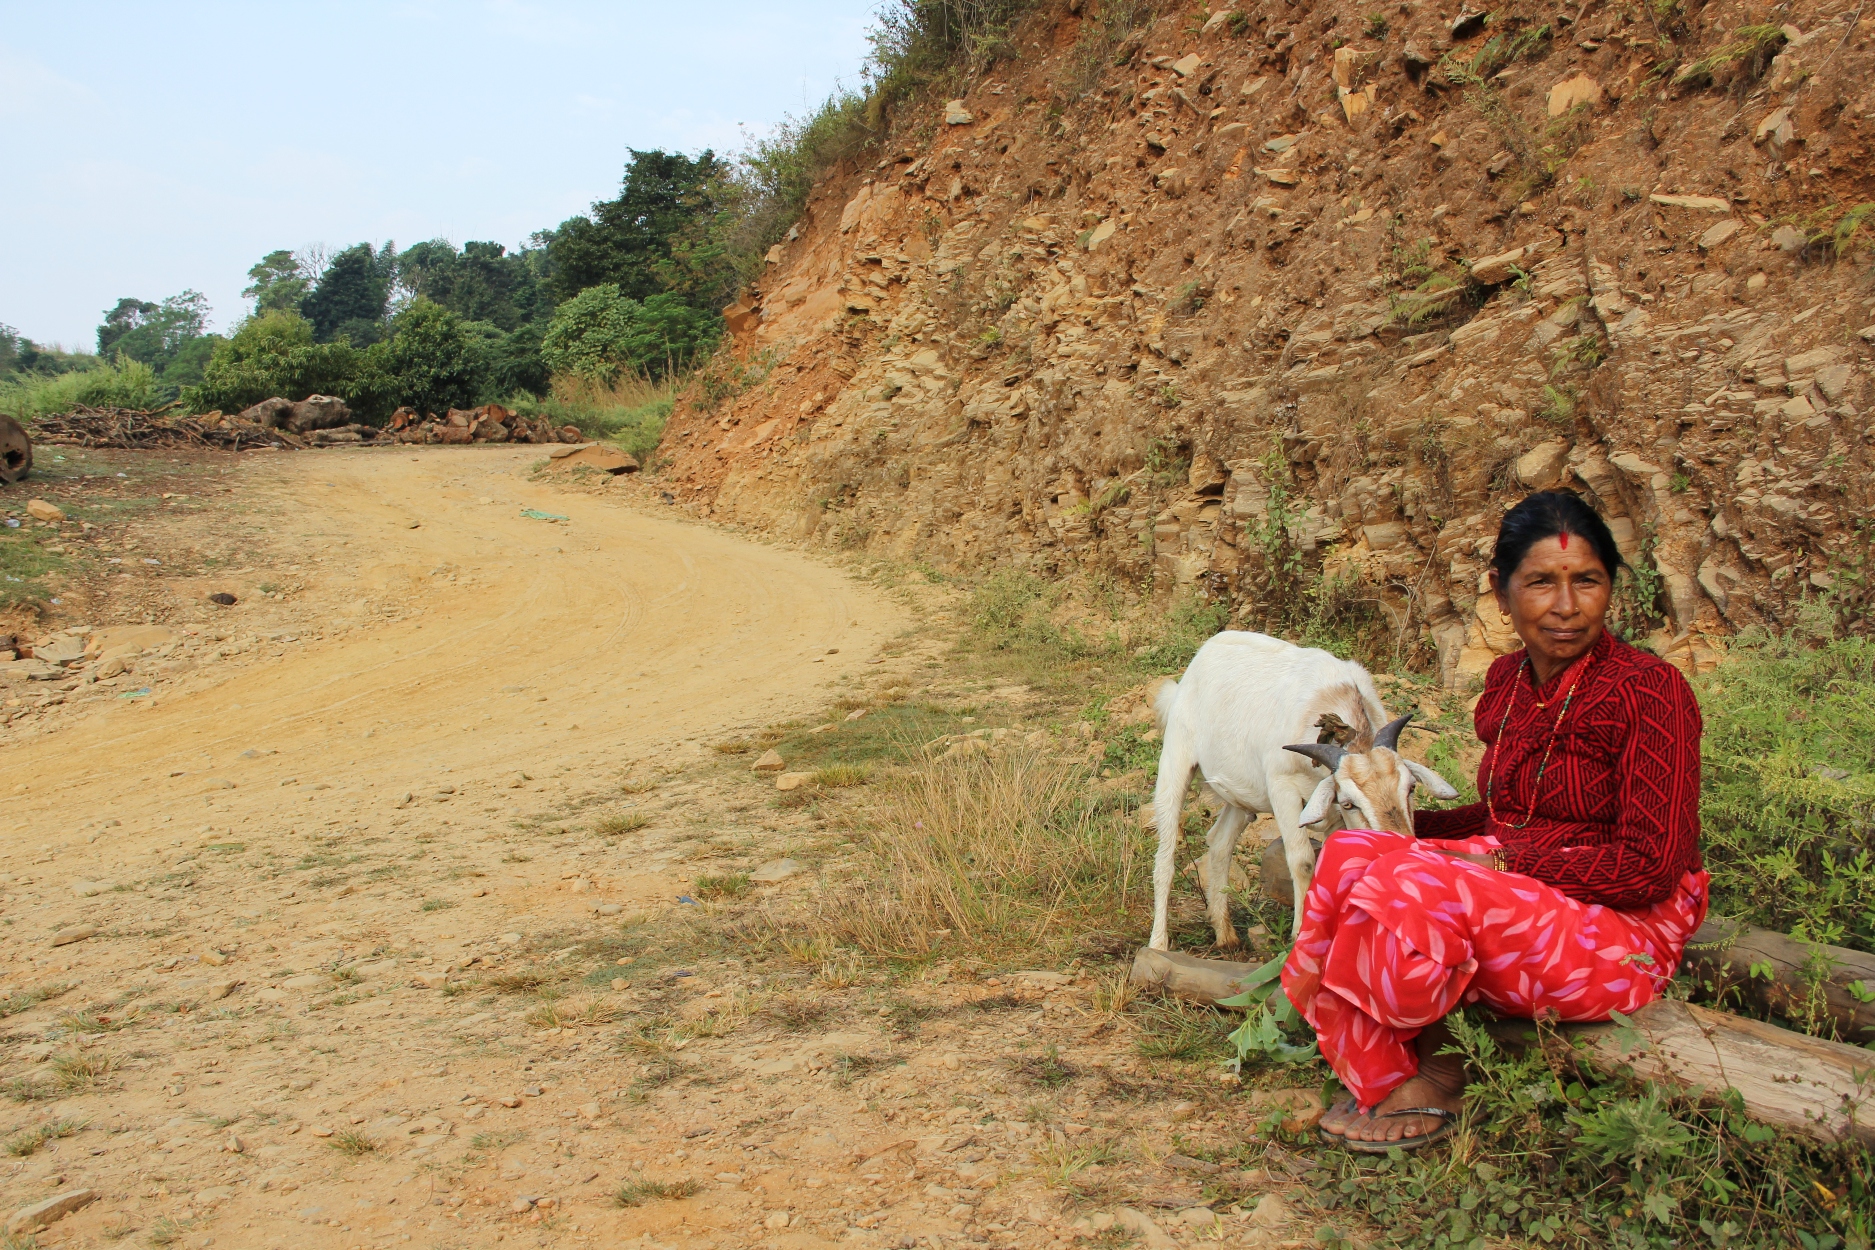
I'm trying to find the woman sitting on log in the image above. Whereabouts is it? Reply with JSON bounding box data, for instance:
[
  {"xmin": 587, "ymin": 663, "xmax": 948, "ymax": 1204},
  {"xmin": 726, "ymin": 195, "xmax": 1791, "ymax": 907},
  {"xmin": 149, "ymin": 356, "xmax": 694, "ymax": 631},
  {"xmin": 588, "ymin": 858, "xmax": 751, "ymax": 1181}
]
[{"xmin": 1290, "ymin": 490, "xmax": 1709, "ymax": 1152}]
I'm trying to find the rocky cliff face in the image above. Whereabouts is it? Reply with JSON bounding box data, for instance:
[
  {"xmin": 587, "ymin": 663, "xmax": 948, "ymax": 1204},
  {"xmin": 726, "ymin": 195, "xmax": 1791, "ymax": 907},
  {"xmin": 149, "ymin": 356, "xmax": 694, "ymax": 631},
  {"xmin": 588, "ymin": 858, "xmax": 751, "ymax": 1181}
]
[{"xmin": 664, "ymin": 0, "xmax": 1875, "ymax": 685}]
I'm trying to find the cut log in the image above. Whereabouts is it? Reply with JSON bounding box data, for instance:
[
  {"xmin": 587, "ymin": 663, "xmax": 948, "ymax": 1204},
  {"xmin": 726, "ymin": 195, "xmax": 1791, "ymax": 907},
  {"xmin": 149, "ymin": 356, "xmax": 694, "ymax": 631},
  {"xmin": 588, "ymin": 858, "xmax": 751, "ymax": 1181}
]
[
  {"xmin": 1129, "ymin": 947, "xmax": 1261, "ymax": 1002},
  {"xmin": 1492, "ymin": 999, "xmax": 1875, "ymax": 1147},
  {"xmin": 1130, "ymin": 945, "xmax": 1875, "ymax": 1146},
  {"xmin": 0, "ymin": 414, "xmax": 32, "ymax": 484},
  {"xmin": 1679, "ymin": 916, "xmax": 1875, "ymax": 1044}
]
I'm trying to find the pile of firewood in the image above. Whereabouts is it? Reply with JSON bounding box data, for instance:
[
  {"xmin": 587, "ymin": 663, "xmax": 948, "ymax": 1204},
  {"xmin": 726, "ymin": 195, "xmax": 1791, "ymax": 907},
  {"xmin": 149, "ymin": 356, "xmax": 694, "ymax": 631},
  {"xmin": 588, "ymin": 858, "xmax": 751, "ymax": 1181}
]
[
  {"xmin": 22, "ymin": 401, "xmax": 585, "ymax": 454},
  {"xmin": 28, "ymin": 405, "xmax": 298, "ymax": 451},
  {"xmin": 386, "ymin": 403, "xmax": 583, "ymax": 445}
]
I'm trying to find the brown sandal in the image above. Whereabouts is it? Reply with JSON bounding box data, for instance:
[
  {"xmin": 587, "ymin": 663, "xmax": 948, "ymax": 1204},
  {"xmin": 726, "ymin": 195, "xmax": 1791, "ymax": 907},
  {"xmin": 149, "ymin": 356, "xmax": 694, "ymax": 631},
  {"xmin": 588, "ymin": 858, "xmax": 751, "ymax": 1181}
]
[{"xmin": 1339, "ymin": 1105, "xmax": 1457, "ymax": 1154}]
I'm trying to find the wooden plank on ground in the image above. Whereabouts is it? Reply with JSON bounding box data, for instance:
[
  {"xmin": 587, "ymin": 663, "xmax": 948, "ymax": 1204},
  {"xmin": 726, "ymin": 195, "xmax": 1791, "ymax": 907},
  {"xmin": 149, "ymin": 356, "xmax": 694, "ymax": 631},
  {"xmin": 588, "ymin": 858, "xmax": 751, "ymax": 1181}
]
[
  {"xmin": 1129, "ymin": 947, "xmax": 1260, "ymax": 1003},
  {"xmin": 1130, "ymin": 945, "xmax": 1875, "ymax": 1146},
  {"xmin": 1680, "ymin": 916, "xmax": 1875, "ymax": 1044}
]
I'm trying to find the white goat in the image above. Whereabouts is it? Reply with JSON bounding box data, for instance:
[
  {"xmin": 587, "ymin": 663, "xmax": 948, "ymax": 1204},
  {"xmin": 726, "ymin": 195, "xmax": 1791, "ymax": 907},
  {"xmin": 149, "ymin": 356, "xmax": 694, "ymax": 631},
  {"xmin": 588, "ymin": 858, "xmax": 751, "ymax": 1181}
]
[{"xmin": 1147, "ymin": 631, "xmax": 1459, "ymax": 950}]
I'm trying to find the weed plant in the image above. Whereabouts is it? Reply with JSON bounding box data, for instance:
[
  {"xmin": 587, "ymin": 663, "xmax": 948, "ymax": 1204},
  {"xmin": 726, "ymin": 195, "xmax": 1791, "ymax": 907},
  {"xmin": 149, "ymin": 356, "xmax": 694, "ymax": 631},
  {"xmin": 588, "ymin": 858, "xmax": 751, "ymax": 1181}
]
[
  {"xmin": 508, "ymin": 373, "xmax": 673, "ymax": 458},
  {"xmin": 0, "ymin": 357, "xmax": 163, "ymax": 421},
  {"xmin": 1307, "ymin": 1013, "xmax": 1869, "ymax": 1250},
  {"xmin": 1698, "ymin": 621, "xmax": 1875, "ymax": 952}
]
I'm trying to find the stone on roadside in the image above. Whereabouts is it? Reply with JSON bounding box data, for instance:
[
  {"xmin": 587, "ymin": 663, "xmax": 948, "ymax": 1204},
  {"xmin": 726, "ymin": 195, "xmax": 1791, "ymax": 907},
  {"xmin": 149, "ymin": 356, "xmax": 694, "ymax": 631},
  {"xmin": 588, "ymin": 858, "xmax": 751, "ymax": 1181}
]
[
  {"xmin": 546, "ymin": 444, "xmax": 640, "ymax": 475},
  {"xmin": 1249, "ymin": 1193, "xmax": 1295, "ymax": 1228},
  {"xmin": 72, "ymin": 880, "xmax": 112, "ymax": 897},
  {"xmin": 84, "ymin": 625, "xmax": 176, "ymax": 659},
  {"xmin": 1650, "ymin": 192, "xmax": 1732, "ymax": 214},
  {"xmin": 25, "ymin": 499, "xmax": 64, "ymax": 523},
  {"xmin": 1115, "ymin": 1207, "xmax": 1176, "ymax": 1249},
  {"xmin": 749, "ymin": 858, "xmax": 802, "ymax": 884},
  {"xmin": 50, "ymin": 924, "xmax": 98, "ymax": 947},
  {"xmin": 34, "ymin": 635, "xmax": 87, "ymax": 666},
  {"xmin": 775, "ymin": 772, "xmax": 812, "ymax": 791},
  {"xmin": 7, "ymin": 1188, "xmax": 98, "ymax": 1234},
  {"xmin": 1172, "ymin": 52, "xmax": 1202, "ymax": 76},
  {"xmin": 752, "ymin": 749, "xmax": 785, "ymax": 772},
  {"xmin": 943, "ymin": 99, "xmax": 974, "ymax": 125}
]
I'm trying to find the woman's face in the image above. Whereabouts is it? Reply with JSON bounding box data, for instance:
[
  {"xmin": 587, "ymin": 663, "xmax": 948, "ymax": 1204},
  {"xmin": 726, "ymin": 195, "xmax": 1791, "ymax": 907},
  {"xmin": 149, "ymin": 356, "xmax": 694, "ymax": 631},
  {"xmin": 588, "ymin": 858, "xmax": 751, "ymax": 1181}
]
[{"xmin": 1490, "ymin": 534, "xmax": 1611, "ymax": 673}]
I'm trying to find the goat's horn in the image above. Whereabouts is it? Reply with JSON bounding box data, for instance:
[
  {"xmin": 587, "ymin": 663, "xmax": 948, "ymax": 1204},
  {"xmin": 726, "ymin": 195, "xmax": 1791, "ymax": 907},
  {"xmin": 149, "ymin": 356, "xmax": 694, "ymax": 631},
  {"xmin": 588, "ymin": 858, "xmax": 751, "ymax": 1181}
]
[
  {"xmin": 1284, "ymin": 743, "xmax": 1346, "ymax": 772},
  {"xmin": 1373, "ymin": 713, "xmax": 1414, "ymax": 752}
]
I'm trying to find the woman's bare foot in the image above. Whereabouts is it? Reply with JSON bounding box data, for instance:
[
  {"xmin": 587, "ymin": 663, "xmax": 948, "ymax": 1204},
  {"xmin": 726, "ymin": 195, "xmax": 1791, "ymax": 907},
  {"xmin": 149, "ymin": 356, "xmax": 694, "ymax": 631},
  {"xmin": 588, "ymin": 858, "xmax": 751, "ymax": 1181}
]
[
  {"xmin": 1316, "ymin": 1097, "xmax": 1370, "ymax": 1138},
  {"xmin": 1340, "ymin": 1015, "xmax": 1466, "ymax": 1146},
  {"xmin": 1339, "ymin": 1073, "xmax": 1462, "ymax": 1144}
]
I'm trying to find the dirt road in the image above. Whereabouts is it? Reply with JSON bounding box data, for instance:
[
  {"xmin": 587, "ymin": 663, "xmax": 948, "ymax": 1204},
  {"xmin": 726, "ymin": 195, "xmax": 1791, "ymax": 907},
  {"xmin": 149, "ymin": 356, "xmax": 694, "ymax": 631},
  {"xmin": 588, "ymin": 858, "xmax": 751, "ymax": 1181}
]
[
  {"xmin": 5, "ymin": 447, "xmax": 902, "ymax": 839},
  {"xmin": 0, "ymin": 448, "xmax": 1302, "ymax": 1250}
]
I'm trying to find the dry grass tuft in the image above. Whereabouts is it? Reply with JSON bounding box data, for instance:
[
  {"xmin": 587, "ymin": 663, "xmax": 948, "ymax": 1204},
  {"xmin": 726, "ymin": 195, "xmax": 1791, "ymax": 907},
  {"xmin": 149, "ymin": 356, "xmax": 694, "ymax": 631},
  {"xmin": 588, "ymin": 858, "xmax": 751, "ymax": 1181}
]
[
  {"xmin": 757, "ymin": 992, "xmax": 833, "ymax": 1032},
  {"xmin": 528, "ymin": 993, "xmax": 625, "ymax": 1029},
  {"xmin": 328, "ymin": 1129, "xmax": 376, "ymax": 1156},
  {"xmin": 51, "ymin": 1051, "xmax": 116, "ymax": 1093},
  {"xmin": 614, "ymin": 1177, "xmax": 700, "ymax": 1207},
  {"xmin": 485, "ymin": 968, "xmax": 555, "ymax": 994},
  {"xmin": 811, "ymin": 747, "xmax": 1148, "ymax": 964},
  {"xmin": 594, "ymin": 812, "xmax": 650, "ymax": 836}
]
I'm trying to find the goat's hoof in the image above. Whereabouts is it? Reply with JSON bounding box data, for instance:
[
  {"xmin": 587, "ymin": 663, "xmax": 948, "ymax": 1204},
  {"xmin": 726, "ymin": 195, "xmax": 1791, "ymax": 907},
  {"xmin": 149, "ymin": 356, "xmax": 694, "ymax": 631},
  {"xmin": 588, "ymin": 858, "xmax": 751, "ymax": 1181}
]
[{"xmin": 1214, "ymin": 934, "xmax": 1243, "ymax": 952}]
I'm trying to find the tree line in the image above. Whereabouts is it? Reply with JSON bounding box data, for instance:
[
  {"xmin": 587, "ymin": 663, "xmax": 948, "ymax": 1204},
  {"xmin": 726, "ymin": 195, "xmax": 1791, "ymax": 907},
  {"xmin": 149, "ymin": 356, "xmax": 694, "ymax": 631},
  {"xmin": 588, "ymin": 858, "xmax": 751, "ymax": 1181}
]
[
  {"xmin": 3, "ymin": 148, "xmax": 747, "ymax": 422},
  {"xmin": 2, "ymin": 1, "xmax": 1044, "ymax": 427}
]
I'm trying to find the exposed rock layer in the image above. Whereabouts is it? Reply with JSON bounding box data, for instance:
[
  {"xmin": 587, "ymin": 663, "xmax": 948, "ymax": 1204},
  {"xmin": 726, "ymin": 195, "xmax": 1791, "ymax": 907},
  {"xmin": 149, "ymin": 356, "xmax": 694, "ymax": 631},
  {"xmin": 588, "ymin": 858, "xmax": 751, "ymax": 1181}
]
[{"xmin": 663, "ymin": 0, "xmax": 1875, "ymax": 683}]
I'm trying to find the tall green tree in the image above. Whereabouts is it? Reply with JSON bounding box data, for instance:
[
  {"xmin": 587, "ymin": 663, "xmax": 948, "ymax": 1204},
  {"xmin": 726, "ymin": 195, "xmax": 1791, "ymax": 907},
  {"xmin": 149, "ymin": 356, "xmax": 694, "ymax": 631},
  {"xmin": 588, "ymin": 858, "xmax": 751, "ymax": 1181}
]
[
  {"xmin": 243, "ymin": 250, "xmax": 309, "ymax": 315},
  {"xmin": 96, "ymin": 291, "xmax": 211, "ymax": 374},
  {"xmin": 547, "ymin": 150, "xmax": 728, "ymax": 304},
  {"xmin": 301, "ymin": 243, "xmax": 395, "ymax": 342},
  {"xmin": 397, "ymin": 239, "xmax": 550, "ymax": 331}
]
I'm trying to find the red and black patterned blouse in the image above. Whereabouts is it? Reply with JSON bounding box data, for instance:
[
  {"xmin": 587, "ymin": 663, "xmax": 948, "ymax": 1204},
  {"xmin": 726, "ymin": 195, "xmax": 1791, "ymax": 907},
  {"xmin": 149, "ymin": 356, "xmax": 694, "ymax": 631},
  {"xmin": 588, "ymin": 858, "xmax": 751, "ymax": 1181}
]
[{"xmin": 1415, "ymin": 630, "xmax": 1703, "ymax": 910}]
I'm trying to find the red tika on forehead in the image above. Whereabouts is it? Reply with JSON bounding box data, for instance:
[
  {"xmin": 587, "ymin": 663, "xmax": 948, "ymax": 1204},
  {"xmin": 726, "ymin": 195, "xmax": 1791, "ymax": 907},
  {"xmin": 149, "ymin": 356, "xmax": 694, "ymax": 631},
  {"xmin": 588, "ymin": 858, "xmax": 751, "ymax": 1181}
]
[{"xmin": 1558, "ymin": 531, "xmax": 1570, "ymax": 550}]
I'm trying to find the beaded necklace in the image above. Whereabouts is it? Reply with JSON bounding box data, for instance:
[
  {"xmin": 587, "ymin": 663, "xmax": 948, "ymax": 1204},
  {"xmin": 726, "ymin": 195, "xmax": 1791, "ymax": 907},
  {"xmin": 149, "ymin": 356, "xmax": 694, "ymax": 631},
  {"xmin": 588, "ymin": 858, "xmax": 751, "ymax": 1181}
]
[{"xmin": 1484, "ymin": 651, "xmax": 1594, "ymax": 831}]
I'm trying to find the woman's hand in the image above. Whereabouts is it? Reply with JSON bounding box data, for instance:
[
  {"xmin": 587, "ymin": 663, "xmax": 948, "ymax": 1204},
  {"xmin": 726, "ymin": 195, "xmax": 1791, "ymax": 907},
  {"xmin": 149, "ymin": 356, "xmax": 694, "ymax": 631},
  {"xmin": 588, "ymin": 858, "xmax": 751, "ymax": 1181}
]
[{"xmin": 1426, "ymin": 848, "xmax": 1496, "ymax": 867}]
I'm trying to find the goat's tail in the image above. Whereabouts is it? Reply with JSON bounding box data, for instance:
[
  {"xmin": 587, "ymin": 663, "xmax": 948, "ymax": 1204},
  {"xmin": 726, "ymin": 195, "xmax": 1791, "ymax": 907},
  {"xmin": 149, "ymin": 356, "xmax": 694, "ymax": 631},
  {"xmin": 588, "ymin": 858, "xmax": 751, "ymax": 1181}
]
[{"xmin": 1150, "ymin": 676, "xmax": 1180, "ymax": 735}]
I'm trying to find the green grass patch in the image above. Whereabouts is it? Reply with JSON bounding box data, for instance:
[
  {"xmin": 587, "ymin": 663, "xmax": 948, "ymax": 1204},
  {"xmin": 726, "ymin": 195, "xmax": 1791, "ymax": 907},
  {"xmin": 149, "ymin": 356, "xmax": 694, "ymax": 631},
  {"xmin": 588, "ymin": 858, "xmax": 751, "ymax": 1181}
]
[
  {"xmin": 766, "ymin": 703, "xmax": 976, "ymax": 772},
  {"xmin": 813, "ymin": 762, "xmax": 873, "ymax": 788},
  {"xmin": 1699, "ymin": 624, "xmax": 1875, "ymax": 952}
]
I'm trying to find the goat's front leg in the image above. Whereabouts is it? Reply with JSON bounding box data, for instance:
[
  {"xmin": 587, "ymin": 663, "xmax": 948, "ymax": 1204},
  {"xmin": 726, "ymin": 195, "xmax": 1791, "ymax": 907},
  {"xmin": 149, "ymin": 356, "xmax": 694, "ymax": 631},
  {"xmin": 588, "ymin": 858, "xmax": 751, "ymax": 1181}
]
[
  {"xmin": 1268, "ymin": 779, "xmax": 1322, "ymax": 937},
  {"xmin": 1201, "ymin": 805, "xmax": 1251, "ymax": 949}
]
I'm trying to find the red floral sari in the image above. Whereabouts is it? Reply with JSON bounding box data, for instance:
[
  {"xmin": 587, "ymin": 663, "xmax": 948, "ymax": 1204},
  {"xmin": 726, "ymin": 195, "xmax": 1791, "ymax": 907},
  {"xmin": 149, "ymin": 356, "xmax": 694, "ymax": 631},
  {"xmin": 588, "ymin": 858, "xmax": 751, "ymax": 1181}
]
[{"xmin": 1279, "ymin": 632, "xmax": 1709, "ymax": 1109}]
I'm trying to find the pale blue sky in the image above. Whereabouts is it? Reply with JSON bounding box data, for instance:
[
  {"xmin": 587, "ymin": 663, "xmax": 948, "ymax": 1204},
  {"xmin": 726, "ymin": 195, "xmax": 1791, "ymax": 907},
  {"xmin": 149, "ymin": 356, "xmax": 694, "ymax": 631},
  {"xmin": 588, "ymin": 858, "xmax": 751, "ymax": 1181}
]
[{"xmin": 1, "ymin": 1, "xmax": 879, "ymax": 349}]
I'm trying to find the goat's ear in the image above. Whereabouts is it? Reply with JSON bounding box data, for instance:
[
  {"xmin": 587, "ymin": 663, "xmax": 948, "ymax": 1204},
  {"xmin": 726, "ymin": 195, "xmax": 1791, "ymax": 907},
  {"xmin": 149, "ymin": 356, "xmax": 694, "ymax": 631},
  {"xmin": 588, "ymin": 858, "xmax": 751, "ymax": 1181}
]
[
  {"xmin": 1298, "ymin": 775, "xmax": 1340, "ymax": 828},
  {"xmin": 1405, "ymin": 760, "xmax": 1461, "ymax": 800}
]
